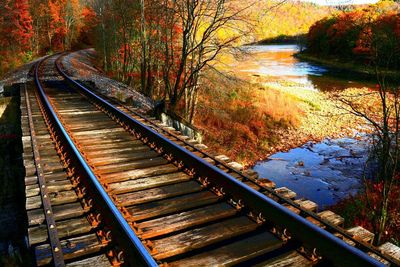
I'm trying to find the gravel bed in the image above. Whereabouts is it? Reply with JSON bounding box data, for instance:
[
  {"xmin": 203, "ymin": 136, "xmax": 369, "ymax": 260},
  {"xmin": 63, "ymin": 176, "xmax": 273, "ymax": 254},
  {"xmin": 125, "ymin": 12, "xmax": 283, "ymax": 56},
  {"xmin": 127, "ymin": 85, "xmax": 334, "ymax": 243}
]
[
  {"xmin": 0, "ymin": 57, "xmax": 47, "ymax": 94},
  {"xmin": 62, "ymin": 49, "xmax": 155, "ymax": 114}
]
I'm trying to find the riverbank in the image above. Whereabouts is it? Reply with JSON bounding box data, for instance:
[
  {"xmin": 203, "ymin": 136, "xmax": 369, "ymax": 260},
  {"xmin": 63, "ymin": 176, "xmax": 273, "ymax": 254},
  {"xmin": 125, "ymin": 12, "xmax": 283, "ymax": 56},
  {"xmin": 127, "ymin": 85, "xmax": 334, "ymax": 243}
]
[
  {"xmin": 194, "ymin": 45, "xmax": 372, "ymax": 167},
  {"xmin": 295, "ymin": 52, "xmax": 400, "ymax": 82},
  {"xmin": 248, "ymin": 34, "xmax": 306, "ymax": 46},
  {"xmin": 195, "ymin": 68, "xmax": 368, "ymax": 167}
]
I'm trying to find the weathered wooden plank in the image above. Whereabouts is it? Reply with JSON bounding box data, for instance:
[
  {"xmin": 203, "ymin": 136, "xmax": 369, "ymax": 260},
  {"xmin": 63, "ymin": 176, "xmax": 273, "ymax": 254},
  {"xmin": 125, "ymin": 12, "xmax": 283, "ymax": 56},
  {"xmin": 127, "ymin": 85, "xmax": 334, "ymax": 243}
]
[
  {"xmin": 83, "ymin": 140, "xmax": 142, "ymax": 151},
  {"xmin": 78, "ymin": 136, "xmax": 133, "ymax": 145},
  {"xmin": 258, "ymin": 178, "xmax": 276, "ymax": 188},
  {"xmin": 72, "ymin": 127, "xmax": 126, "ymax": 136},
  {"xmin": 26, "ymin": 184, "xmax": 40, "ymax": 197},
  {"xmin": 274, "ymin": 187, "xmax": 297, "ymax": 199},
  {"xmin": 347, "ymin": 226, "xmax": 374, "ymax": 244},
  {"xmin": 84, "ymin": 145, "xmax": 150, "ymax": 157},
  {"xmin": 227, "ymin": 162, "xmax": 244, "ymax": 171},
  {"xmin": 127, "ymin": 191, "xmax": 219, "ymax": 221},
  {"xmin": 253, "ymin": 250, "xmax": 312, "ymax": 267},
  {"xmin": 27, "ymin": 202, "xmax": 87, "ymax": 226},
  {"xmin": 26, "ymin": 190, "xmax": 79, "ymax": 210},
  {"xmin": 243, "ymin": 181, "xmax": 261, "ymax": 191},
  {"xmin": 294, "ymin": 199, "xmax": 318, "ymax": 212},
  {"xmin": 25, "ymin": 175, "xmax": 39, "ymax": 185},
  {"xmin": 318, "ymin": 210, "xmax": 344, "ymax": 226},
  {"xmin": 89, "ymin": 150, "xmax": 159, "ymax": 165},
  {"xmin": 138, "ymin": 203, "xmax": 237, "ymax": 239},
  {"xmin": 28, "ymin": 217, "xmax": 93, "ymax": 245},
  {"xmin": 283, "ymin": 204, "xmax": 301, "ymax": 215},
  {"xmin": 26, "ymin": 164, "xmax": 64, "ymax": 177},
  {"xmin": 151, "ymin": 216, "xmax": 258, "ymax": 260},
  {"xmin": 34, "ymin": 233, "xmax": 105, "ymax": 266},
  {"xmin": 168, "ymin": 231, "xmax": 283, "ymax": 267},
  {"xmin": 95, "ymin": 157, "xmax": 167, "ymax": 174},
  {"xmin": 117, "ymin": 181, "xmax": 201, "ymax": 206},
  {"xmin": 103, "ymin": 164, "xmax": 179, "ymax": 183},
  {"xmin": 65, "ymin": 121, "xmax": 119, "ymax": 132},
  {"xmin": 65, "ymin": 254, "xmax": 111, "ymax": 267},
  {"xmin": 379, "ymin": 242, "xmax": 400, "ymax": 261},
  {"xmin": 244, "ymin": 169, "xmax": 259, "ymax": 179},
  {"xmin": 109, "ymin": 172, "xmax": 191, "ymax": 194},
  {"xmin": 26, "ymin": 179, "xmax": 74, "ymax": 197},
  {"xmin": 46, "ymin": 179, "xmax": 74, "ymax": 192}
]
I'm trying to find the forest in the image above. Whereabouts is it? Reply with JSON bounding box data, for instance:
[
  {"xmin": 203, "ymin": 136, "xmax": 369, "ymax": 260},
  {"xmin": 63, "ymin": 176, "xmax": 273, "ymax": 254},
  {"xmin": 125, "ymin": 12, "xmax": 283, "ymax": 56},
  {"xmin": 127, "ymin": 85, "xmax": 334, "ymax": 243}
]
[{"xmin": 306, "ymin": 1, "xmax": 400, "ymax": 69}]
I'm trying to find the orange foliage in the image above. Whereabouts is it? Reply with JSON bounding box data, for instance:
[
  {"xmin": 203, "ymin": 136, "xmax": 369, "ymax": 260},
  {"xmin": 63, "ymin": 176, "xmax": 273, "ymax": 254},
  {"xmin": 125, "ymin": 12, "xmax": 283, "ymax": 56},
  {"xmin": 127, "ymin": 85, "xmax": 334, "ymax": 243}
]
[
  {"xmin": 0, "ymin": 0, "xmax": 95, "ymax": 75},
  {"xmin": 0, "ymin": 0, "xmax": 32, "ymax": 49},
  {"xmin": 48, "ymin": 0, "xmax": 67, "ymax": 50},
  {"xmin": 0, "ymin": 0, "xmax": 33, "ymax": 74},
  {"xmin": 307, "ymin": 3, "xmax": 400, "ymax": 68}
]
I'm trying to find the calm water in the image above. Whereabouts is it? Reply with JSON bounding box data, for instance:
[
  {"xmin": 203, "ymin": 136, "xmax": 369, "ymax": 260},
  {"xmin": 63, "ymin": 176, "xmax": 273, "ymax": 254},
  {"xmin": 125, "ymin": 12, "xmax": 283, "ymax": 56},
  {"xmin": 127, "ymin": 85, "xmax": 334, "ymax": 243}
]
[
  {"xmin": 253, "ymin": 136, "xmax": 371, "ymax": 208},
  {"xmin": 240, "ymin": 44, "xmax": 373, "ymax": 91},
  {"xmin": 247, "ymin": 44, "xmax": 373, "ymax": 208}
]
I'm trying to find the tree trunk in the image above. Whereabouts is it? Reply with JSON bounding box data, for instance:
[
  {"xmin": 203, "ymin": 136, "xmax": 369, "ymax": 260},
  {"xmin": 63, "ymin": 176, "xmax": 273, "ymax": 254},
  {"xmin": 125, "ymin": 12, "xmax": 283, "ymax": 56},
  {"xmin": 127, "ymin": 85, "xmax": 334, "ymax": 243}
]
[{"xmin": 140, "ymin": 0, "xmax": 147, "ymax": 95}]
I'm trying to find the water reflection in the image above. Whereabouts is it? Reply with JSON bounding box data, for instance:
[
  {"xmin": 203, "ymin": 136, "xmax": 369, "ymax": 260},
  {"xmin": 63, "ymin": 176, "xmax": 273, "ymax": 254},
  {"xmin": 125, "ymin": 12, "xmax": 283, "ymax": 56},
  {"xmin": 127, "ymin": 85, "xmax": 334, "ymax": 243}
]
[
  {"xmin": 239, "ymin": 44, "xmax": 373, "ymax": 91},
  {"xmin": 253, "ymin": 136, "xmax": 371, "ymax": 208}
]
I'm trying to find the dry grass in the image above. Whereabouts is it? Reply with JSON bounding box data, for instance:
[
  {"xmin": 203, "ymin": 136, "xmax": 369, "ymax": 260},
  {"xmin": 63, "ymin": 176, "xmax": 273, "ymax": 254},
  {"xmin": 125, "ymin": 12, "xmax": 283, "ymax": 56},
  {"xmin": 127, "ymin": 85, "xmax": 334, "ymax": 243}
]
[{"xmin": 195, "ymin": 69, "xmax": 304, "ymax": 165}]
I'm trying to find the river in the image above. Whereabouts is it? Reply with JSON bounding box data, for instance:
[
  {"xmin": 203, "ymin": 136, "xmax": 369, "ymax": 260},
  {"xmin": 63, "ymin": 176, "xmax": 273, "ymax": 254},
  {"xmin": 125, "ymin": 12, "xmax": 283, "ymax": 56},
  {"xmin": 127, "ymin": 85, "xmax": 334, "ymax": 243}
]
[
  {"xmin": 244, "ymin": 44, "xmax": 373, "ymax": 209},
  {"xmin": 239, "ymin": 44, "xmax": 372, "ymax": 91}
]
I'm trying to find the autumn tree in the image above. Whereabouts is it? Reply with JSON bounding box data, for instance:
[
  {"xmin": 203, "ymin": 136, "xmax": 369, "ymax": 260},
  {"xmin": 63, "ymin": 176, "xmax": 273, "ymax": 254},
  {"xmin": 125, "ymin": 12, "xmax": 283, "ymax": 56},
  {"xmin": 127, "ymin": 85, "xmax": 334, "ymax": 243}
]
[
  {"xmin": 64, "ymin": 0, "xmax": 83, "ymax": 49},
  {"xmin": 331, "ymin": 13, "xmax": 400, "ymax": 245},
  {"xmin": 0, "ymin": 0, "xmax": 32, "ymax": 73},
  {"xmin": 78, "ymin": 6, "xmax": 98, "ymax": 46},
  {"xmin": 0, "ymin": 0, "xmax": 33, "ymax": 52},
  {"xmin": 160, "ymin": 0, "xmax": 251, "ymax": 122}
]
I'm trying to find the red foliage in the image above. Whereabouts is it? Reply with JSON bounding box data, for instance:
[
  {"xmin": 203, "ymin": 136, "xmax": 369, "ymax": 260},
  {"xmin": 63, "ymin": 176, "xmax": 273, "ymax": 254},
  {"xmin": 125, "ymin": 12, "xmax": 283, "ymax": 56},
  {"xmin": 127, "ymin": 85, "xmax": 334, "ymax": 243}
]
[
  {"xmin": 78, "ymin": 6, "xmax": 98, "ymax": 45},
  {"xmin": 332, "ymin": 177, "xmax": 400, "ymax": 243},
  {"xmin": 0, "ymin": 0, "xmax": 32, "ymax": 50},
  {"xmin": 48, "ymin": 0, "xmax": 67, "ymax": 50}
]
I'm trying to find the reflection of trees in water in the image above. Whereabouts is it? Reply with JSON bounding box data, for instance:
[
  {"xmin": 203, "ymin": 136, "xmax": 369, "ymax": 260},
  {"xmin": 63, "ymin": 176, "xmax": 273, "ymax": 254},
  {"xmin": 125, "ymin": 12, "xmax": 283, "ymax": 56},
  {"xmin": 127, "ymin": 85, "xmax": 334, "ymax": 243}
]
[{"xmin": 306, "ymin": 73, "xmax": 374, "ymax": 92}]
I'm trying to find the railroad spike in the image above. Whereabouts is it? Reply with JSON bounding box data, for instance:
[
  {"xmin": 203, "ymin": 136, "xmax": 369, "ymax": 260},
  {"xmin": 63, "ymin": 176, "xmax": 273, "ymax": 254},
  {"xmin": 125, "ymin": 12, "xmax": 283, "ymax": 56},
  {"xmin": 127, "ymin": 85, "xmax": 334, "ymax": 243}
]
[
  {"xmin": 165, "ymin": 153, "xmax": 173, "ymax": 162},
  {"xmin": 185, "ymin": 168, "xmax": 196, "ymax": 176},
  {"xmin": 177, "ymin": 161, "xmax": 184, "ymax": 169},
  {"xmin": 108, "ymin": 250, "xmax": 121, "ymax": 267},
  {"xmin": 117, "ymin": 251, "xmax": 124, "ymax": 263},
  {"xmin": 257, "ymin": 212, "xmax": 266, "ymax": 224}
]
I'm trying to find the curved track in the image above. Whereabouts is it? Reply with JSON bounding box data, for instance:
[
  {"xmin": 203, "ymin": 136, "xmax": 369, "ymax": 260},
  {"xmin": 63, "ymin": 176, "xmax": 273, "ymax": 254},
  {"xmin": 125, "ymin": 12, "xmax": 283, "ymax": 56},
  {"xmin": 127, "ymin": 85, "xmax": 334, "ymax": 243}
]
[{"xmin": 22, "ymin": 53, "xmax": 399, "ymax": 266}]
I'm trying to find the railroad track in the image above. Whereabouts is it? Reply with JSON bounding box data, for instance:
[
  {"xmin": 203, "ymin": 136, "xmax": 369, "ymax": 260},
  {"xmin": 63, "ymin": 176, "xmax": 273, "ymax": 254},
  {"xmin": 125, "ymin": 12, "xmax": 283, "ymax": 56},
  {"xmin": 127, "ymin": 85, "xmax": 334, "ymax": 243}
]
[{"xmin": 21, "ymin": 53, "xmax": 400, "ymax": 266}]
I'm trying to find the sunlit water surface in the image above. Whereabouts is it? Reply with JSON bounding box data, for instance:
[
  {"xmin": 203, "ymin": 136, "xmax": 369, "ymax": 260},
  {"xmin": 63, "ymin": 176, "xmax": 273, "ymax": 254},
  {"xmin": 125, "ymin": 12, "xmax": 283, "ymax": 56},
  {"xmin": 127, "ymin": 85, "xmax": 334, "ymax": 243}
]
[{"xmin": 239, "ymin": 44, "xmax": 372, "ymax": 91}]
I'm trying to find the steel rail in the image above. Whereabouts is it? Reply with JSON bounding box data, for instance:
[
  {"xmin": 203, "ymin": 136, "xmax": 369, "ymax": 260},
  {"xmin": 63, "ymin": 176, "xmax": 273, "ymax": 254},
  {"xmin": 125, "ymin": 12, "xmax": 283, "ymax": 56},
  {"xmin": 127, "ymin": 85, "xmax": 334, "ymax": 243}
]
[
  {"xmin": 55, "ymin": 55, "xmax": 398, "ymax": 266},
  {"xmin": 34, "ymin": 56, "xmax": 158, "ymax": 267},
  {"xmin": 25, "ymin": 84, "xmax": 66, "ymax": 267},
  {"xmin": 56, "ymin": 56, "xmax": 389, "ymax": 267}
]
